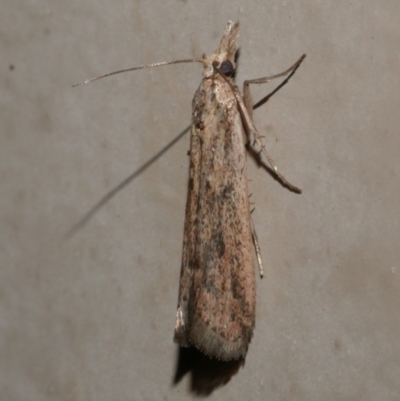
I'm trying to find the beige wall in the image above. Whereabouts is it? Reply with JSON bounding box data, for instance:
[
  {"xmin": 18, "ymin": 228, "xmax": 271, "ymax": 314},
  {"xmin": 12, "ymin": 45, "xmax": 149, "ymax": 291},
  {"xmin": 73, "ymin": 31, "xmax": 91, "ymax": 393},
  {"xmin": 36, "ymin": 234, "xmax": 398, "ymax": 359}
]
[{"xmin": 1, "ymin": 0, "xmax": 399, "ymax": 399}]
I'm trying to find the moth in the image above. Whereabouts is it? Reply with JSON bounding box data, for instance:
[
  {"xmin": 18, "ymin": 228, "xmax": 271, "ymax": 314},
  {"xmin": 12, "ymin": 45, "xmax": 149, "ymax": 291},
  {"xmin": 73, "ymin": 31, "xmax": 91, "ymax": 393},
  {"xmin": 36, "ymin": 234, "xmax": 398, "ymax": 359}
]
[
  {"xmin": 174, "ymin": 22, "xmax": 304, "ymax": 361},
  {"xmin": 74, "ymin": 21, "xmax": 305, "ymax": 362}
]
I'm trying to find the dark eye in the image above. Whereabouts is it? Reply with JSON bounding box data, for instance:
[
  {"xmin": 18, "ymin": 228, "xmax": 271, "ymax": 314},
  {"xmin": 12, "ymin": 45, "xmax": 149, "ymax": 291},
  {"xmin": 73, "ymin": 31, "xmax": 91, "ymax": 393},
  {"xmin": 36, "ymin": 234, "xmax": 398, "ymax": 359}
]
[{"xmin": 220, "ymin": 60, "xmax": 234, "ymax": 76}]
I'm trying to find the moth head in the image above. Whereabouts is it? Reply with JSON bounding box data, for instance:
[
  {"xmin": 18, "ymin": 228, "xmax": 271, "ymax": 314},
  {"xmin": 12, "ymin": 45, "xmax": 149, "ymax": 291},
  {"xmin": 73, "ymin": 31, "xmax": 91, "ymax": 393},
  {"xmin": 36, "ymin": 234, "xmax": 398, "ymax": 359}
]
[{"xmin": 202, "ymin": 21, "xmax": 239, "ymax": 78}]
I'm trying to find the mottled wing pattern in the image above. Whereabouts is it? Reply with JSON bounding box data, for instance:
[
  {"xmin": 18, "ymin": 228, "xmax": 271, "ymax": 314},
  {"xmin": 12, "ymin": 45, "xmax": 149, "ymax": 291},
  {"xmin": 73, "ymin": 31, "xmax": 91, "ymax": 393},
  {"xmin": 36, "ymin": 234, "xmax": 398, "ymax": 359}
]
[
  {"xmin": 173, "ymin": 90, "xmax": 203, "ymax": 347},
  {"xmin": 174, "ymin": 74, "xmax": 255, "ymax": 360}
]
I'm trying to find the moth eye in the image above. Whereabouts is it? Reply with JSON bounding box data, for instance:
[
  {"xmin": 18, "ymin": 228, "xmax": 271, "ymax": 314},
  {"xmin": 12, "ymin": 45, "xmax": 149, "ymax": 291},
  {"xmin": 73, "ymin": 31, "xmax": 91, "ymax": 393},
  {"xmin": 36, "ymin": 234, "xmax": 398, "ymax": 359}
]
[{"xmin": 220, "ymin": 60, "xmax": 234, "ymax": 76}]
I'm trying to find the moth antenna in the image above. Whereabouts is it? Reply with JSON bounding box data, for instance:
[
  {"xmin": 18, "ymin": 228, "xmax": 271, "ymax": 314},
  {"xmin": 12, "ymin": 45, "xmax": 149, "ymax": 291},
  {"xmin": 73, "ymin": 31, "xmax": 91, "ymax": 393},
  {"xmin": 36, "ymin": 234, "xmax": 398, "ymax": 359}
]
[{"xmin": 72, "ymin": 58, "xmax": 204, "ymax": 87}]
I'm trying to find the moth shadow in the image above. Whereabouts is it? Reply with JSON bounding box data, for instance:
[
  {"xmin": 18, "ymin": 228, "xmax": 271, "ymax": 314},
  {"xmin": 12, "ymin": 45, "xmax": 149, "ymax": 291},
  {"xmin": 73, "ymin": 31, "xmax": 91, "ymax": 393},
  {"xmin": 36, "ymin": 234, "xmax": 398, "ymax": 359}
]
[
  {"xmin": 66, "ymin": 125, "xmax": 190, "ymax": 238},
  {"xmin": 173, "ymin": 346, "xmax": 245, "ymax": 396}
]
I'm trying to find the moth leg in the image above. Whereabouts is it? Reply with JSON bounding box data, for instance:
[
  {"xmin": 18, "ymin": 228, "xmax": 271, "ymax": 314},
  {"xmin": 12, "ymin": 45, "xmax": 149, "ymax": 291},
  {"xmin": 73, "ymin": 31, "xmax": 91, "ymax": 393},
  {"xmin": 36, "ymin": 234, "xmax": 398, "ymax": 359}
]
[
  {"xmin": 236, "ymin": 90, "xmax": 302, "ymax": 193},
  {"xmin": 250, "ymin": 215, "xmax": 264, "ymax": 278},
  {"xmin": 254, "ymin": 132, "xmax": 302, "ymax": 193},
  {"xmin": 243, "ymin": 54, "xmax": 306, "ymax": 118},
  {"xmin": 235, "ymin": 55, "xmax": 306, "ymax": 193}
]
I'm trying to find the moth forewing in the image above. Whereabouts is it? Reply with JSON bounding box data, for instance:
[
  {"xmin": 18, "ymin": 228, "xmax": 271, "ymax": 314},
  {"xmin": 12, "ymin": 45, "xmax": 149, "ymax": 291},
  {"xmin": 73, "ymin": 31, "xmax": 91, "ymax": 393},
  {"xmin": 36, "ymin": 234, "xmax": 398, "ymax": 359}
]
[{"xmin": 173, "ymin": 21, "xmax": 256, "ymax": 361}]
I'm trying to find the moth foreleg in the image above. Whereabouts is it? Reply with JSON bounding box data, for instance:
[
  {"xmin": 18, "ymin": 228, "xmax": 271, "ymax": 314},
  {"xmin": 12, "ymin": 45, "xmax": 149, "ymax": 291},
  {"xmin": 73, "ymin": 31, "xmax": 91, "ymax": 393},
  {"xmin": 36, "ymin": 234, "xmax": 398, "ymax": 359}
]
[
  {"xmin": 243, "ymin": 54, "xmax": 306, "ymax": 117},
  {"xmin": 235, "ymin": 55, "xmax": 306, "ymax": 193}
]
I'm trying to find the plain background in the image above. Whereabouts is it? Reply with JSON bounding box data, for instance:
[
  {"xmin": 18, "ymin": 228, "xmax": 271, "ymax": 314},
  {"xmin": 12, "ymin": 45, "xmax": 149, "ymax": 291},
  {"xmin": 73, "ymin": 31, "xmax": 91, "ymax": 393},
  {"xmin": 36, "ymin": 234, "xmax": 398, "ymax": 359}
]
[{"xmin": 1, "ymin": 0, "xmax": 400, "ymax": 400}]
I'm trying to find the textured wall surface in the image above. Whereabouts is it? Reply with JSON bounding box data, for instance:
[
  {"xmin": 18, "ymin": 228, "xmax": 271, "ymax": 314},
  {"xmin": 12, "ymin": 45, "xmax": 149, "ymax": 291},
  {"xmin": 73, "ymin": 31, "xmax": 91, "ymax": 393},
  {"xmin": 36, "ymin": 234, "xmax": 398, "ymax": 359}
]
[{"xmin": 1, "ymin": 1, "xmax": 400, "ymax": 400}]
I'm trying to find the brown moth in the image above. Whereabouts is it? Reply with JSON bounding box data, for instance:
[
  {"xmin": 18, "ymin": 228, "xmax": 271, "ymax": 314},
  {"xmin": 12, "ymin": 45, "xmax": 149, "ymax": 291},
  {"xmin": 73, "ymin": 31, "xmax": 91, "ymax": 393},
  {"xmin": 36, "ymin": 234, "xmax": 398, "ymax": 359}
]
[
  {"xmin": 173, "ymin": 22, "xmax": 305, "ymax": 360},
  {"xmin": 174, "ymin": 22, "xmax": 256, "ymax": 360},
  {"xmin": 74, "ymin": 21, "xmax": 305, "ymax": 362}
]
